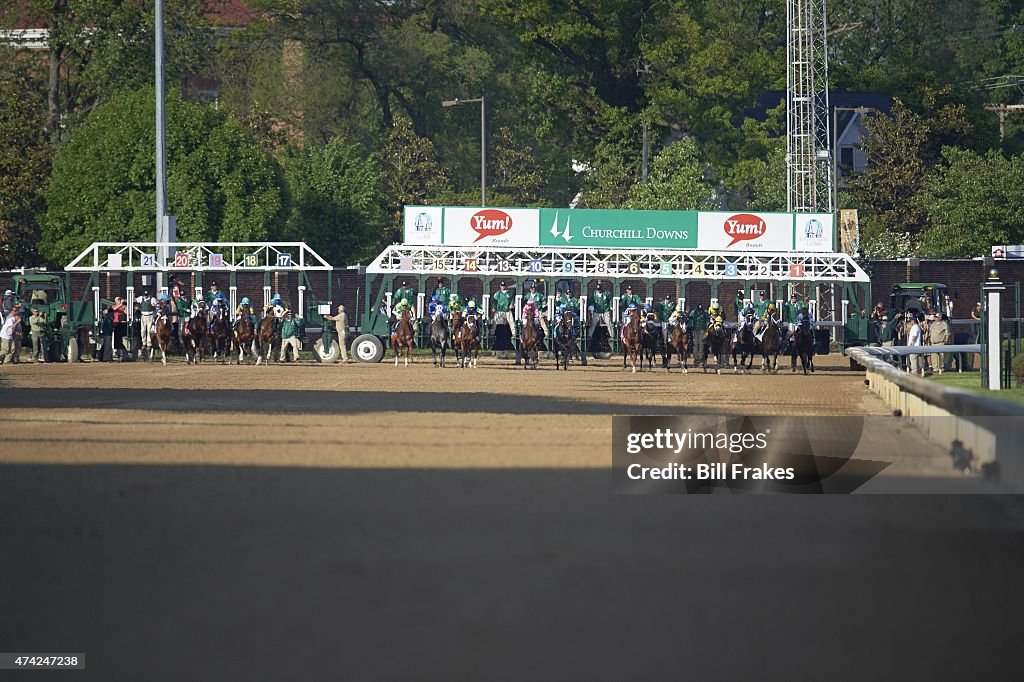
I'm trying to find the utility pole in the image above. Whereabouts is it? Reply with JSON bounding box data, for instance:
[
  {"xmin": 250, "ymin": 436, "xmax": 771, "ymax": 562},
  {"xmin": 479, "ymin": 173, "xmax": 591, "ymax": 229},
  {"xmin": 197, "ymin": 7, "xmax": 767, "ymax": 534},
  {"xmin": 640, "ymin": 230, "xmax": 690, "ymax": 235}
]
[{"xmin": 984, "ymin": 104, "xmax": 1024, "ymax": 146}]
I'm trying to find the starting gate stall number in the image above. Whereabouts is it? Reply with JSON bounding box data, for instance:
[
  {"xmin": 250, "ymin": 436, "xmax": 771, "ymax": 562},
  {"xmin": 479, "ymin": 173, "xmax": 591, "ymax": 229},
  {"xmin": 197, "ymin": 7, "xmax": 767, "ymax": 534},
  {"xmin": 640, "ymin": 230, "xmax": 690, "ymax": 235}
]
[
  {"xmin": 400, "ymin": 257, "xmax": 414, "ymax": 270},
  {"xmin": 141, "ymin": 253, "xmax": 156, "ymax": 268},
  {"xmin": 497, "ymin": 259, "xmax": 511, "ymax": 272},
  {"xmin": 562, "ymin": 260, "xmax": 575, "ymax": 274},
  {"xmin": 244, "ymin": 253, "xmax": 259, "ymax": 267},
  {"xmin": 790, "ymin": 264, "xmax": 805, "ymax": 278},
  {"xmin": 276, "ymin": 253, "xmax": 292, "ymax": 267},
  {"xmin": 627, "ymin": 262, "xmax": 640, "ymax": 275},
  {"xmin": 465, "ymin": 258, "xmax": 479, "ymax": 272},
  {"xmin": 174, "ymin": 252, "xmax": 191, "ymax": 268},
  {"xmin": 659, "ymin": 262, "xmax": 673, "ymax": 276},
  {"xmin": 724, "ymin": 263, "xmax": 738, "ymax": 277},
  {"xmin": 209, "ymin": 253, "xmax": 225, "ymax": 268},
  {"xmin": 528, "ymin": 259, "xmax": 543, "ymax": 273}
]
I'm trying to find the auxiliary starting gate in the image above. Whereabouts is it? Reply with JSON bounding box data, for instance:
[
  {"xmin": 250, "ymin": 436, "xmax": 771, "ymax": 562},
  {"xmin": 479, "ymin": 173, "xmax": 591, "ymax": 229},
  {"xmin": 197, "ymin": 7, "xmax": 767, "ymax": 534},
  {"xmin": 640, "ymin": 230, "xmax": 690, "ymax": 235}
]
[
  {"xmin": 64, "ymin": 242, "xmax": 337, "ymax": 360},
  {"xmin": 352, "ymin": 244, "xmax": 871, "ymax": 361}
]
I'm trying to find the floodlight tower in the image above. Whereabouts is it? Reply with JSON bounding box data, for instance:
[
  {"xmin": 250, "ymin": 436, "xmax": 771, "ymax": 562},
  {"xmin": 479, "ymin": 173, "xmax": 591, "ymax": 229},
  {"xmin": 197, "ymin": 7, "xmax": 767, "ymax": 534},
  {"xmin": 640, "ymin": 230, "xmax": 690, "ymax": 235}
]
[{"xmin": 786, "ymin": 0, "xmax": 833, "ymax": 213}]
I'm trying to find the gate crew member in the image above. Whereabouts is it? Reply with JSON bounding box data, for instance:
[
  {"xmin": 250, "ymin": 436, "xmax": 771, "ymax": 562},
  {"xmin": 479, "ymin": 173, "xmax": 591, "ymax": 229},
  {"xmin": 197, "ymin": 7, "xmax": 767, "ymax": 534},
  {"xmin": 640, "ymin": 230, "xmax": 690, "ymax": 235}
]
[
  {"xmin": 394, "ymin": 280, "xmax": 416, "ymax": 311},
  {"xmin": 526, "ymin": 282, "xmax": 548, "ymax": 337},
  {"xmin": 754, "ymin": 291, "xmax": 770, "ymax": 319},
  {"xmin": 620, "ymin": 285, "xmax": 641, "ymax": 315},
  {"xmin": 657, "ymin": 294, "xmax": 677, "ymax": 344},
  {"xmin": 205, "ymin": 281, "xmax": 221, "ymax": 306},
  {"xmin": 433, "ymin": 279, "xmax": 451, "ymax": 307},
  {"xmin": 138, "ymin": 291, "xmax": 156, "ymax": 354},
  {"xmin": 491, "ymin": 281, "xmax": 514, "ymax": 338},
  {"xmin": 689, "ymin": 304, "xmax": 710, "ymax": 362},
  {"xmin": 588, "ymin": 280, "xmax": 613, "ymax": 340}
]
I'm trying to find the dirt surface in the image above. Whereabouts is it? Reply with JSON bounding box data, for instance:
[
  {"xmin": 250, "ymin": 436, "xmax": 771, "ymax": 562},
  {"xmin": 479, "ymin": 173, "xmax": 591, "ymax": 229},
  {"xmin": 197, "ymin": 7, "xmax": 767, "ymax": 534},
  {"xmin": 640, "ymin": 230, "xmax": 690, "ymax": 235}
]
[
  {"xmin": 0, "ymin": 353, "xmax": 964, "ymax": 477},
  {"xmin": 2, "ymin": 354, "xmax": 1021, "ymax": 681}
]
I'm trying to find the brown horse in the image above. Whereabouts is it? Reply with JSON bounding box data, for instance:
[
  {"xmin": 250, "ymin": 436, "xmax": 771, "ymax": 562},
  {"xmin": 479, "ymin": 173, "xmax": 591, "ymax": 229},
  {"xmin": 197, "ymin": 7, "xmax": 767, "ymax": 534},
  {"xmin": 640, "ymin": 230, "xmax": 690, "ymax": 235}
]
[
  {"xmin": 391, "ymin": 308, "xmax": 415, "ymax": 367},
  {"xmin": 450, "ymin": 309, "xmax": 465, "ymax": 368},
  {"xmin": 621, "ymin": 311, "xmax": 642, "ymax": 373},
  {"xmin": 665, "ymin": 319, "xmax": 689, "ymax": 373},
  {"xmin": 209, "ymin": 309, "xmax": 232, "ymax": 363},
  {"xmin": 519, "ymin": 312, "xmax": 541, "ymax": 369},
  {"xmin": 458, "ymin": 312, "xmax": 480, "ymax": 368},
  {"xmin": 152, "ymin": 312, "xmax": 173, "ymax": 365},
  {"xmin": 254, "ymin": 310, "xmax": 278, "ymax": 366},
  {"xmin": 184, "ymin": 314, "xmax": 207, "ymax": 365},
  {"xmin": 234, "ymin": 315, "xmax": 257, "ymax": 364},
  {"xmin": 759, "ymin": 316, "xmax": 781, "ymax": 373}
]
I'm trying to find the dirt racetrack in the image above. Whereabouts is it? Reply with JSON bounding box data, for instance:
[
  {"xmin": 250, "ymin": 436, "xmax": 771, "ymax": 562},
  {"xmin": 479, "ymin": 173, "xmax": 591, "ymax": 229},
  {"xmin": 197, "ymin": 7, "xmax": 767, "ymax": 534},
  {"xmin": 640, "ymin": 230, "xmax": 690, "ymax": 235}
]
[{"xmin": 0, "ymin": 353, "xmax": 959, "ymax": 475}]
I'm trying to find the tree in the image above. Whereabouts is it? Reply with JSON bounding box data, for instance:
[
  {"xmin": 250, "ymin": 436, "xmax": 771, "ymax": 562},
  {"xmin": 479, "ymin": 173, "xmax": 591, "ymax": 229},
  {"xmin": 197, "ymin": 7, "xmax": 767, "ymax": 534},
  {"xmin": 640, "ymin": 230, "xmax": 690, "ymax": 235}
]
[
  {"xmin": 378, "ymin": 115, "xmax": 448, "ymax": 233},
  {"xmin": 625, "ymin": 137, "xmax": 715, "ymax": 210},
  {"xmin": 42, "ymin": 87, "xmax": 284, "ymax": 266},
  {"xmin": 279, "ymin": 137, "xmax": 385, "ymax": 266},
  {"xmin": 915, "ymin": 147, "xmax": 1024, "ymax": 257},
  {"xmin": 0, "ymin": 55, "xmax": 51, "ymax": 268}
]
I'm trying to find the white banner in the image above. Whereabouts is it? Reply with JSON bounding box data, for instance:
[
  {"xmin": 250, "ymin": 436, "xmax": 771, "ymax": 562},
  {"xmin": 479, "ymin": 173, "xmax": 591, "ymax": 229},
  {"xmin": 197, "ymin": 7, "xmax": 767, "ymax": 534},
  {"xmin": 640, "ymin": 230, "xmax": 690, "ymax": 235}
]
[
  {"xmin": 697, "ymin": 212, "xmax": 794, "ymax": 251},
  {"xmin": 794, "ymin": 213, "xmax": 835, "ymax": 252},
  {"xmin": 403, "ymin": 206, "xmax": 443, "ymax": 245},
  {"xmin": 442, "ymin": 207, "xmax": 540, "ymax": 247}
]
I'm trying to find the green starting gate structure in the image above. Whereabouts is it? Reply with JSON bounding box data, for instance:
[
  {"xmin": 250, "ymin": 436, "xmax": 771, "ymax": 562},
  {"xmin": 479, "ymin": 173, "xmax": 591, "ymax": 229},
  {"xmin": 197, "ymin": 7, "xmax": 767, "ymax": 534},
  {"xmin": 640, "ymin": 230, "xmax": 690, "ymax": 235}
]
[
  {"xmin": 350, "ymin": 244, "xmax": 872, "ymax": 362},
  {"xmin": 64, "ymin": 242, "xmax": 338, "ymax": 361}
]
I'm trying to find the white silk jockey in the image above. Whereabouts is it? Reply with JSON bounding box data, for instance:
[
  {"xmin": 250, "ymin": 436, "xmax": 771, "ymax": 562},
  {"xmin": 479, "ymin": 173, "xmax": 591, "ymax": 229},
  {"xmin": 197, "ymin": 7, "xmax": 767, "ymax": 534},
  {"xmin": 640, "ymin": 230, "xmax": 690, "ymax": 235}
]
[
  {"xmin": 190, "ymin": 299, "xmax": 207, "ymax": 318},
  {"xmin": 668, "ymin": 309, "xmax": 685, "ymax": 330},
  {"xmin": 272, "ymin": 304, "xmax": 286, "ymax": 319}
]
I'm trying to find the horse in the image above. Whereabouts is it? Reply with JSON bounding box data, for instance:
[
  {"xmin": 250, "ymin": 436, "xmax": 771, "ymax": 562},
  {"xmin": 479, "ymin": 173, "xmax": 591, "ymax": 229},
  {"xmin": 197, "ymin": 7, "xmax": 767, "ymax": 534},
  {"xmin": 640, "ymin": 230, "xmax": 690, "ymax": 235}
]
[
  {"xmin": 791, "ymin": 318, "xmax": 816, "ymax": 374},
  {"xmin": 665, "ymin": 318, "xmax": 688, "ymax": 373},
  {"xmin": 450, "ymin": 309, "xmax": 465, "ymax": 368},
  {"xmin": 234, "ymin": 314, "xmax": 258, "ymax": 365},
  {"xmin": 428, "ymin": 309, "xmax": 450, "ymax": 368},
  {"xmin": 457, "ymin": 312, "xmax": 480, "ymax": 368},
  {"xmin": 640, "ymin": 314, "xmax": 662, "ymax": 372},
  {"xmin": 730, "ymin": 315, "xmax": 757, "ymax": 374},
  {"xmin": 552, "ymin": 309, "xmax": 579, "ymax": 370},
  {"xmin": 184, "ymin": 314, "xmax": 207, "ymax": 364},
  {"xmin": 209, "ymin": 310, "xmax": 232, "ymax": 363},
  {"xmin": 391, "ymin": 308, "xmax": 415, "ymax": 367},
  {"xmin": 758, "ymin": 316, "xmax": 782, "ymax": 373},
  {"xmin": 621, "ymin": 311, "xmax": 643, "ymax": 373},
  {"xmin": 254, "ymin": 311, "xmax": 279, "ymax": 366},
  {"xmin": 152, "ymin": 312, "xmax": 173, "ymax": 365},
  {"xmin": 702, "ymin": 320, "xmax": 729, "ymax": 374},
  {"xmin": 519, "ymin": 312, "xmax": 541, "ymax": 369}
]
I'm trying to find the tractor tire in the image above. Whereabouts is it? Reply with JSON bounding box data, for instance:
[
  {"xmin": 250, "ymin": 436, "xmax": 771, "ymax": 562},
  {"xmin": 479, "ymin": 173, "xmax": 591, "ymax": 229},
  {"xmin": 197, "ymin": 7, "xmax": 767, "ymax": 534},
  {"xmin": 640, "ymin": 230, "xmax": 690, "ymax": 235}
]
[
  {"xmin": 68, "ymin": 337, "xmax": 79, "ymax": 363},
  {"xmin": 313, "ymin": 337, "xmax": 341, "ymax": 363},
  {"xmin": 352, "ymin": 334, "xmax": 384, "ymax": 363}
]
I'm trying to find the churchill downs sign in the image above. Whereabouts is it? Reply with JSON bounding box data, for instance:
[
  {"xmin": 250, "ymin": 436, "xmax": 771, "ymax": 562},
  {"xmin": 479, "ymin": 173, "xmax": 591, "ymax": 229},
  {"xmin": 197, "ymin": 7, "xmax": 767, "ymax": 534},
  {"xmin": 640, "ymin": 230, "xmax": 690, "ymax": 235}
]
[{"xmin": 403, "ymin": 206, "xmax": 835, "ymax": 253}]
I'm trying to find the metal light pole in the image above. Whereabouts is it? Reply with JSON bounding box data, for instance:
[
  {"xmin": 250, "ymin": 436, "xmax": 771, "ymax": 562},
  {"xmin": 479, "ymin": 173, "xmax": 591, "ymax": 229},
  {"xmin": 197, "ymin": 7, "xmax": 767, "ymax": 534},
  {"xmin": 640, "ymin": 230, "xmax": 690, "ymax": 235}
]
[
  {"xmin": 442, "ymin": 96, "xmax": 486, "ymax": 206},
  {"xmin": 155, "ymin": 0, "xmax": 173, "ymax": 286}
]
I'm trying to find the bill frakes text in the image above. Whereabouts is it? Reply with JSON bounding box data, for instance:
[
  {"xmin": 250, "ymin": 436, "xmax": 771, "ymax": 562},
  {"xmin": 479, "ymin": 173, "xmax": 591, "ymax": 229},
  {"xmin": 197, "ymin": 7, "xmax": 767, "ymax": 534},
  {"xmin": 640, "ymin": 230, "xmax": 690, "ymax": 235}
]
[{"xmin": 626, "ymin": 462, "xmax": 795, "ymax": 481}]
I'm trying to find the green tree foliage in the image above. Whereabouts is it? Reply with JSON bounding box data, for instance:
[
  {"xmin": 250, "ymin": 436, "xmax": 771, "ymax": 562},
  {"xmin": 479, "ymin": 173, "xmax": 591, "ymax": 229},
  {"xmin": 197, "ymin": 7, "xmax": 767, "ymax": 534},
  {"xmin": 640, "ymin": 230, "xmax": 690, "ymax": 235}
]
[
  {"xmin": 279, "ymin": 137, "xmax": 385, "ymax": 266},
  {"xmin": 625, "ymin": 138, "xmax": 715, "ymax": 210},
  {"xmin": 0, "ymin": 55, "xmax": 51, "ymax": 268},
  {"xmin": 378, "ymin": 115, "xmax": 449, "ymax": 232},
  {"xmin": 915, "ymin": 147, "xmax": 1024, "ymax": 257},
  {"xmin": 42, "ymin": 87, "xmax": 284, "ymax": 266}
]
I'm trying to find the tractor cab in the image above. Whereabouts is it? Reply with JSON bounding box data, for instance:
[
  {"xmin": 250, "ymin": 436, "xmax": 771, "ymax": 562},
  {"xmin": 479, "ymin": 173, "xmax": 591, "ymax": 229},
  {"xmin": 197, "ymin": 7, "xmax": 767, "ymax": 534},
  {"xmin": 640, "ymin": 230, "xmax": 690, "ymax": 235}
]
[{"xmin": 889, "ymin": 283, "xmax": 947, "ymax": 318}]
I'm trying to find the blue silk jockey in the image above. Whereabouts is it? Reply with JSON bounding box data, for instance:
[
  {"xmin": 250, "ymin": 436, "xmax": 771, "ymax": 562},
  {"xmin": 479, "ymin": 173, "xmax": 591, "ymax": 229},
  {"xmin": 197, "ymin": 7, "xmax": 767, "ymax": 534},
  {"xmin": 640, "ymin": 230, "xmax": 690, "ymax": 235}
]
[
  {"xmin": 622, "ymin": 302, "xmax": 639, "ymax": 340},
  {"xmin": 428, "ymin": 295, "xmax": 448, "ymax": 319},
  {"xmin": 208, "ymin": 293, "xmax": 227, "ymax": 321},
  {"xmin": 234, "ymin": 297, "xmax": 257, "ymax": 331},
  {"xmin": 557, "ymin": 303, "xmax": 579, "ymax": 340}
]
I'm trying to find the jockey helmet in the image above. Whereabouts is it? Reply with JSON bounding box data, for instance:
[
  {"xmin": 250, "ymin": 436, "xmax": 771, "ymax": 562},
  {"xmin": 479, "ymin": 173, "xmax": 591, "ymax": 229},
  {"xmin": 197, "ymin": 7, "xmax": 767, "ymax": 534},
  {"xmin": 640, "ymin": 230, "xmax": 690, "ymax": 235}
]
[
  {"xmin": 431, "ymin": 295, "xmax": 439, "ymax": 302},
  {"xmin": 767, "ymin": 303, "xmax": 776, "ymax": 312},
  {"xmin": 217, "ymin": 293, "xmax": 225, "ymax": 300},
  {"xmin": 241, "ymin": 297, "xmax": 250, "ymax": 305},
  {"xmin": 273, "ymin": 294, "xmax": 282, "ymax": 303},
  {"xmin": 161, "ymin": 293, "xmax": 170, "ymax": 301},
  {"xmin": 710, "ymin": 302, "xmax": 720, "ymax": 311},
  {"xmin": 628, "ymin": 303, "xmax": 638, "ymax": 310}
]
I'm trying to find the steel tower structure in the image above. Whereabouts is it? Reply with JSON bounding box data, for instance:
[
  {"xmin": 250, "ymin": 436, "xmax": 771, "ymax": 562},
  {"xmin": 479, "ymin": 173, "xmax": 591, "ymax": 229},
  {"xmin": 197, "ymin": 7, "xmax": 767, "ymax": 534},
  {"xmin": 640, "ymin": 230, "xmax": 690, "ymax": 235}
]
[{"xmin": 786, "ymin": 0, "xmax": 833, "ymax": 213}]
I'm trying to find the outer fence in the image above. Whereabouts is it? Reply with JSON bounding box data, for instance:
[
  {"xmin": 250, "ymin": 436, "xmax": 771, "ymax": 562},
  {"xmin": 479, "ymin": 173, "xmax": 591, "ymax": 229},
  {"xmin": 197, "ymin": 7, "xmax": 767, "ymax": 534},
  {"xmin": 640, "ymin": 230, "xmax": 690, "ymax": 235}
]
[{"xmin": 849, "ymin": 346, "xmax": 1024, "ymax": 492}]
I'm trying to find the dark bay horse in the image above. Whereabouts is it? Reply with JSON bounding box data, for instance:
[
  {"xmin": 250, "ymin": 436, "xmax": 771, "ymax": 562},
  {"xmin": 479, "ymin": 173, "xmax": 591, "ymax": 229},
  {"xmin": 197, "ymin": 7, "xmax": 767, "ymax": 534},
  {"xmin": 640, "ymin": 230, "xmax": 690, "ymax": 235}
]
[
  {"xmin": 519, "ymin": 313, "xmax": 541, "ymax": 369},
  {"xmin": 640, "ymin": 314, "xmax": 661, "ymax": 372},
  {"xmin": 665, "ymin": 319, "xmax": 688, "ymax": 373},
  {"xmin": 152, "ymin": 312, "xmax": 173, "ymax": 365},
  {"xmin": 730, "ymin": 315, "xmax": 757, "ymax": 374},
  {"xmin": 184, "ymin": 314, "xmax": 207, "ymax": 364},
  {"xmin": 450, "ymin": 309, "xmax": 465, "ymax": 368},
  {"xmin": 759, "ymin": 316, "xmax": 782, "ymax": 373},
  {"xmin": 702, "ymin": 320, "xmax": 728, "ymax": 374},
  {"xmin": 552, "ymin": 309, "xmax": 579, "ymax": 370},
  {"xmin": 621, "ymin": 311, "xmax": 642, "ymax": 373},
  {"xmin": 209, "ymin": 310, "xmax": 232, "ymax": 363},
  {"xmin": 255, "ymin": 311, "xmax": 279, "ymax": 366},
  {"xmin": 391, "ymin": 309, "xmax": 415, "ymax": 367},
  {"xmin": 428, "ymin": 309, "xmax": 449, "ymax": 368},
  {"xmin": 791, "ymin": 319, "xmax": 816, "ymax": 374}
]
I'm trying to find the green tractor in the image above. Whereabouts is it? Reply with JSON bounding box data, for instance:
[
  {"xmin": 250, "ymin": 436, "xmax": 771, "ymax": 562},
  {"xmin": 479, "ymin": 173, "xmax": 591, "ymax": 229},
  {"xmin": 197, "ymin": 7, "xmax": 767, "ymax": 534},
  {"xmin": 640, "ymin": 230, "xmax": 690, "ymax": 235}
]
[
  {"xmin": 9, "ymin": 272, "xmax": 105, "ymax": 362},
  {"xmin": 877, "ymin": 282, "xmax": 948, "ymax": 343}
]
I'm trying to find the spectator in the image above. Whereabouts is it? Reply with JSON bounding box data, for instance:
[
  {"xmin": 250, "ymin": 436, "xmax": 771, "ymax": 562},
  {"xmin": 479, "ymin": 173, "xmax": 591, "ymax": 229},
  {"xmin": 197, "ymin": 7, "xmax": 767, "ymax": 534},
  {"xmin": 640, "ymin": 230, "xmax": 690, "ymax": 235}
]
[
  {"xmin": 907, "ymin": 314, "xmax": 924, "ymax": 377},
  {"xmin": 112, "ymin": 296, "xmax": 127, "ymax": 360},
  {"xmin": 970, "ymin": 302, "xmax": 982, "ymax": 341},
  {"xmin": 324, "ymin": 304, "xmax": 350, "ymax": 363},
  {"xmin": 1, "ymin": 289, "xmax": 14, "ymax": 317},
  {"xmin": 279, "ymin": 311, "xmax": 302, "ymax": 362},
  {"xmin": 945, "ymin": 295, "xmax": 954, "ymax": 321},
  {"xmin": 29, "ymin": 309, "xmax": 47, "ymax": 363},
  {"xmin": 930, "ymin": 312, "xmax": 950, "ymax": 374},
  {"xmin": 922, "ymin": 314, "xmax": 934, "ymax": 375},
  {"xmin": 0, "ymin": 310, "xmax": 20, "ymax": 364}
]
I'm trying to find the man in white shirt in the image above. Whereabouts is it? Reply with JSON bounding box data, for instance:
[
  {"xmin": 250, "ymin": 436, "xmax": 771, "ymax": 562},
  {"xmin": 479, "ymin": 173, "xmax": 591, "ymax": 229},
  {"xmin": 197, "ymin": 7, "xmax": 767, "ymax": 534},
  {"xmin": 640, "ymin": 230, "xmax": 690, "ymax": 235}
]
[
  {"xmin": 907, "ymin": 314, "xmax": 923, "ymax": 376},
  {"xmin": 0, "ymin": 310, "xmax": 21, "ymax": 364}
]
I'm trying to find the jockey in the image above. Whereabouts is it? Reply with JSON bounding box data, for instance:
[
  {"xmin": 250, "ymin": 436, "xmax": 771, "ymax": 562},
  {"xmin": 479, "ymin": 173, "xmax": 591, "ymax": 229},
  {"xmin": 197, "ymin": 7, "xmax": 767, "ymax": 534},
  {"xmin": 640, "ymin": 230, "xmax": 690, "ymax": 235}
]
[
  {"xmin": 622, "ymin": 302, "xmax": 639, "ymax": 328},
  {"xmin": 427, "ymin": 295, "xmax": 447, "ymax": 320},
  {"xmin": 668, "ymin": 308, "xmax": 685, "ymax": 328},
  {"xmin": 465, "ymin": 298, "xmax": 479, "ymax": 318},
  {"xmin": 708, "ymin": 315, "xmax": 724, "ymax": 333},
  {"xmin": 391, "ymin": 297, "xmax": 411, "ymax": 333},
  {"xmin": 708, "ymin": 301, "xmax": 723, "ymax": 322},
  {"xmin": 740, "ymin": 301, "xmax": 756, "ymax": 325},
  {"xmin": 755, "ymin": 302, "xmax": 781, "ymax": 340},
  {"xmin": 557, "ymin": 304, "xmax": 578, "ymax": 339},
  {"xmin": 190, "ymin": 298, "xmax": 207, "ymax": 318},
  {"xmin": 522, "ymin": 299, "xmax": 540, "ymax": 329},
  {"xmin": 448, "ymin": 293, "xmax": 462, "ymax": 313}
]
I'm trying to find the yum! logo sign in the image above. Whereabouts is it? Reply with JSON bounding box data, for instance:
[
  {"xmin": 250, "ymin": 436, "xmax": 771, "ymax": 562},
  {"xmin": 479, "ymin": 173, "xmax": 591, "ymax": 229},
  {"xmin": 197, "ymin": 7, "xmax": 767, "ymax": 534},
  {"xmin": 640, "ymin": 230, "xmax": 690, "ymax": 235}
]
[
  {"xmin": 470, "ymin": 209, "xmax": 514, "ymax": 243},
  {"xmin": 723, "ymin": 214, "xmax": 768, "ymax": 248}
]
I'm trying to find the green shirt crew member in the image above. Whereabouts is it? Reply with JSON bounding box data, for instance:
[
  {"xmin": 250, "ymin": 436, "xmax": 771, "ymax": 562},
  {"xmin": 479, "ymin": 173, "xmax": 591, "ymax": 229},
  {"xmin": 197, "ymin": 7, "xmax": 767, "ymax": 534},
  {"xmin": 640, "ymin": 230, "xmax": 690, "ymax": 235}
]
[
  {"xmin": 553, "ymin": 292, "xmax": 568, "ymax": 314},
  {"xmin": 394, "ymin": 280, "xmax": 416, "ymax": 309},
  {"xmin": 433, "ymin": 280, "xmax": 451, "ymax": 307},
  {"xmin": 620, "ymin": 286, "xmax": 642, "ymax": 312},
  {"xmin": 565, "ymin": 293, "xmax": 579, "ymax": 313},
  {"xmin": 657, "ymin": 296, "xmax": 677, "ymax": 322},
  {"xmin": 492, "ymin": 285, "xmax": 512, "ymax": 312},
  {"xmin": 754, "ymin": 294, "xmax": 769, "ymax": 318},
  {"xmin": 526, "ymin": 285, "xmax": 545, "ymax": 311},
  {"xmin": 590, "ymin": 285, "xmax": 612, "ymax": 313},
  {"xmin": 205, "ymin": 283, "xmax": 222, "ymax": 306},
  {"xmin": 734, "ymin": 293, "xmax": 745, "ymax": 318},
  {"xmin": 279, "ymin": 312, "xmax": 302, "ymax": 362}
]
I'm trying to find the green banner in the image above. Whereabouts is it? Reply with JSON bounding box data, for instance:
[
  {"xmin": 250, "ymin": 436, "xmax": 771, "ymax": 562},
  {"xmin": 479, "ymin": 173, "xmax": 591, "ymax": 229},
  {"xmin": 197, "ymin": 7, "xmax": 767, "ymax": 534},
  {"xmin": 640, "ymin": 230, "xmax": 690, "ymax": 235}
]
[{"xmin": 539, "ymin": 209, "xmax": 698, "ymax": 249}]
